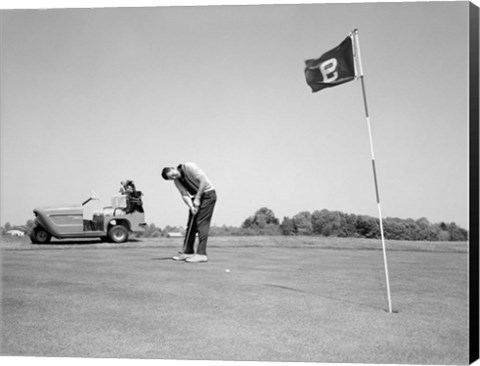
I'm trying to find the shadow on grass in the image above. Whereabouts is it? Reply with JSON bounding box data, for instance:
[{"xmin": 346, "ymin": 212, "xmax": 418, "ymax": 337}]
[
  {"xmin": 314, "ymin": 292, "xmax": 389, "ymax": 312},
  {"xmin": 33, "ymin": 238, "xmax": 142, "ymax": 246},
  {"xmin": 34, "ymin": 240, "xmax": 104, "ymax": 246},
  {"xmin": 262, "ymin": 283, "xmax": 307, "ymax": 294},
  {"xmin": 263, "ymin": 283, "xmax": 389, "ymax": 312}
]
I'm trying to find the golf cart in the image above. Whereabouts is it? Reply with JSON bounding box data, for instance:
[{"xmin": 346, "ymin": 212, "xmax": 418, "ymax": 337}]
[{"xmin": 30, "ymin": 184, "xmax": 146, "ymax": 244}]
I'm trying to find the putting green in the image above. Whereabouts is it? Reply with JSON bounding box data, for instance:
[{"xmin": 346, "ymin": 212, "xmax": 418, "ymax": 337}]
[{"xmin": 1, "ymin": 237, "xmax": 469, "ymax": 364}]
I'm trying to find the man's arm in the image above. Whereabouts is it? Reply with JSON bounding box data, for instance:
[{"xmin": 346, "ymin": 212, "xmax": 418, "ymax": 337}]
[
  {"xmin": 174, "ymin": 179, "xmax": 197, "ymax": 214},
  {"xmin": 193, "ymin": 176, "xmax": 207, "ymax": 208},
  {"xmin": 185, "ymin": 163, "xmax": 208, "ymax": 208}
]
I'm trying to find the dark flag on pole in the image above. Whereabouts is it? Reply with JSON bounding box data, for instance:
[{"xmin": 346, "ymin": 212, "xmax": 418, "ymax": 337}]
[
  {"xmin": 303, "ymin": 29, "xmax": 394, "ymax": 313},
  {"xmin": 304, "ymin": 36, "xmax": 355, "ymax": 93}
]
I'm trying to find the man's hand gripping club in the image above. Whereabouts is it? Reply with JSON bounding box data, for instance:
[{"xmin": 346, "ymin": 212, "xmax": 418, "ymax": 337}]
[{"xmin": 182, "ymin": 195, "xmax": 200, "ymax": 215}]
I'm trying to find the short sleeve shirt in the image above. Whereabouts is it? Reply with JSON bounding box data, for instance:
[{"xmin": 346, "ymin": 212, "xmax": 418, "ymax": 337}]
[{"xmin": 174, "ymin": 162, "xmax": 214, "ymax": 196}]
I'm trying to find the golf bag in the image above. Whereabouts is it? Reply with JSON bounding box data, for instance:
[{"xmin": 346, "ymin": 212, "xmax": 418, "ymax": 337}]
[
  {"xmin": 126, "ymin": 190, "xmax": 144, "ymax": 214},
  {"xmin": 121, "ymin": 180, "xmax": 144, "ymax": 214}
]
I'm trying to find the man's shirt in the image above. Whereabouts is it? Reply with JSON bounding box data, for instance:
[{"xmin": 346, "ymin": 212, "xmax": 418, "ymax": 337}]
[{"xmin": 174, "ymin": 162, "xmax": 214, "ymax": 197}]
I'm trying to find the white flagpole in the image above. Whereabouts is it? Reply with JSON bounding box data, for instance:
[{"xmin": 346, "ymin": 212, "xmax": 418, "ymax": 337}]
[{"xmin": 351, "ymin": 29, "xmax": 393, "ymax": 313}]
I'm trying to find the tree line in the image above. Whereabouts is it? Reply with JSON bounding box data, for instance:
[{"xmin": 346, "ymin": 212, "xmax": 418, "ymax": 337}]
[
  {"xmin": 1, "ymin": 221, "xmax": 35, "ymax": 235},
  {"xmin": 2, "ymin": 207, "xmax": 468, "ymax": 242},
  {"xmin": 0, "ymin": 221, "xmax": 183, "ymax": 239},
  {"xmin": 238, "ymin": 207, "xmax": 468, "ymax": 241}
]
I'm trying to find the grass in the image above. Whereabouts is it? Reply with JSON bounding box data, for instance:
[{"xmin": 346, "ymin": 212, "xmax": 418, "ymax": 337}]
[
  {"xmin": 0, "ymin": 235, "xmax": 470, "ymax": 364},
  {"xmin": 0, "ymin": 234, "xmax": 468, "ymax": 253}
]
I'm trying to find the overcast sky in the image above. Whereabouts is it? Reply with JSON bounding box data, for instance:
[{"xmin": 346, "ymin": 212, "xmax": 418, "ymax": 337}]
[{"xmin": 0, "ymin": 1, "xmax": 474, "ymax": 230}]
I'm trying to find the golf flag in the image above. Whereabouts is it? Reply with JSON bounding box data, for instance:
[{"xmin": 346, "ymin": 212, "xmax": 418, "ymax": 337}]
[
  {"xmin": 304, "ymin": 29, "xmax": 394, "ymax": 313},
  {"xmin": 304, "ymin": 35, "xmax": 355, "ymax": 92}
]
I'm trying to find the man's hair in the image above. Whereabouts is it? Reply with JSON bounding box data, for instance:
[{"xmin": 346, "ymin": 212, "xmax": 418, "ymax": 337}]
[{"xmin": 161, "ymin": 167, "xmax": 174, "ymax": 180}]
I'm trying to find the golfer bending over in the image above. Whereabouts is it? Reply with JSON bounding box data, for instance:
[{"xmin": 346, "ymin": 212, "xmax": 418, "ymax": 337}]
[{"xmin": 162, "ymin": 162, "xmax": 217, "ymax": 263}]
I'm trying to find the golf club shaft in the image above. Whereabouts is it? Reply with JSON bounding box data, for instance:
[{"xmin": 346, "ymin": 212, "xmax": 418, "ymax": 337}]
[{"xmin": 182, "ymin": 210, "xmax": 197, "ymax": 253}]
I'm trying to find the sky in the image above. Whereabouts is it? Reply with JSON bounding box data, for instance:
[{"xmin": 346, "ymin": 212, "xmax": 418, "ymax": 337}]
[{"xmin": 0, "ymin": 0, "xmax": 475, "ymax": 230}]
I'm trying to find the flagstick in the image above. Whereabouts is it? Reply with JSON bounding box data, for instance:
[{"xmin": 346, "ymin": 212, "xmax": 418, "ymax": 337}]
[{"xmin": 352, "ymin": 29, "xmax": 393, "ymax": 313}]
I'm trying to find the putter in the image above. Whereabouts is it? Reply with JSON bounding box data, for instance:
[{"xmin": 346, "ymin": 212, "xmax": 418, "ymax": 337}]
[{"xmin": 181, "ymin": 209, "xmax": 197, "ymax": 254}]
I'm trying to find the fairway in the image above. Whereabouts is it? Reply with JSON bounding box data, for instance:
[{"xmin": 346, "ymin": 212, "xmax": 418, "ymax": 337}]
[{"xmin": 1, "ymin": 237, "xmax": 469, "ymax": 364}]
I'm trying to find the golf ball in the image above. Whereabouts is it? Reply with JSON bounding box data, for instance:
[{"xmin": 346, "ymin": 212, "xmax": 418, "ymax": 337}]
[{"xmin": 225, "ymin": 269, "xmax": 230, "ymax": 273}]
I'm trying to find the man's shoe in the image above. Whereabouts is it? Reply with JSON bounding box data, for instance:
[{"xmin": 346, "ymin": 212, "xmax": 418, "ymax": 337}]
[
  {"xmin": 185, "ymin": 254, "xmax": 208, "ymax": 263},
  {"xmin": 173, "ymin": 253, "xmax": 194, "ymax": 261}
]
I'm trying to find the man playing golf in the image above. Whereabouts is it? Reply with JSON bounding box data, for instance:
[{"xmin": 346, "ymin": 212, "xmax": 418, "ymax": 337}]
[{"xmin": 162, "ymin": 162, "xmax": 217, "ymax": 263}]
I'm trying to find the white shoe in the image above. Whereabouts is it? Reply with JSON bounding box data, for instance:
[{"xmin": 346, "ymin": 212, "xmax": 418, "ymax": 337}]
[
  {"xmin": 185, "ymin": 254, "xmax": 208, "ymax": 263},
  {"xmin": 173, "ymin": 253, "xmax": 194, "ymax": 261}
]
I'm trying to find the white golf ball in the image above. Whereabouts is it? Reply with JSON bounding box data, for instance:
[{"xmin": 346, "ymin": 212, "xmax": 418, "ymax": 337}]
[{"xmin": 225, "ymin": 269, "xmax": 230, "ymax": 273}]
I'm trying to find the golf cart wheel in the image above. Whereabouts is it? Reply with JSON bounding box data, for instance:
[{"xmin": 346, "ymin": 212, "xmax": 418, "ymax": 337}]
[
  {"xmin": 108, "ymin": 225, "xmax": 129, "ymax": 243},
  {"xmin": 31, "ymin": 227, "xmax": 52, "ymax": 244}
]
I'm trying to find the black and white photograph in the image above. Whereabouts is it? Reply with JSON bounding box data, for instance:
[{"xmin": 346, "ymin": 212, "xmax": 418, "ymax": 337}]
[{"xmin": 1, "ymin": 0, "xmax": 478, "ymax": 365}]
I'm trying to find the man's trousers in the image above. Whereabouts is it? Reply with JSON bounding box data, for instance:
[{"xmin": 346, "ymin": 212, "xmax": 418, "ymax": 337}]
[{"xmin": 184, "ymin": 190, "xmax": 217, "ymax": 255}]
